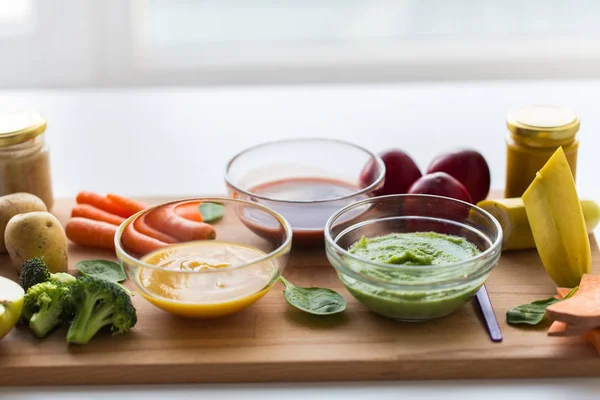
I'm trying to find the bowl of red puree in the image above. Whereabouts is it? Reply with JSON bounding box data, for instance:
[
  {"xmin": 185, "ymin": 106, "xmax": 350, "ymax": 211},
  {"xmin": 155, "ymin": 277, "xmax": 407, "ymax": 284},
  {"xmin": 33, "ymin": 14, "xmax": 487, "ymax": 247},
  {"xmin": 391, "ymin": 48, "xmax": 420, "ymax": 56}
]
[{"xmin": 224, "ymin": 138, "xmax": 385, "ymax": 246}]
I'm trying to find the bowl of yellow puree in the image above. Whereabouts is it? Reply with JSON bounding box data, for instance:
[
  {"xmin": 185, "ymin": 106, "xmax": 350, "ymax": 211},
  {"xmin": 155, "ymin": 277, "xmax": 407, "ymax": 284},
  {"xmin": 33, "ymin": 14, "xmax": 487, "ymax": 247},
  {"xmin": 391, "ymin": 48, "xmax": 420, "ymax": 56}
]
[{"xmin": 115, "ymin": 197, "xmax": 292, "ymax": 318}]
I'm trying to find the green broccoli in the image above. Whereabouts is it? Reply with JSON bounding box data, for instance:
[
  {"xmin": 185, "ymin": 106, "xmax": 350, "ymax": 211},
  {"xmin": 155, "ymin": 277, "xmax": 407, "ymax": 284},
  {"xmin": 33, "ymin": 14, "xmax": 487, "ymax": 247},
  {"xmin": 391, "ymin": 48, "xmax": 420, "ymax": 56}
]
[
  {"xmin": 19, "ymin": 257, "xmax": 76, "ymax": 291},
  {"xmin": 66, "ymin": 276, "xmax": 137, "ymax": 345},
  {"xmin": 21, "ymin": 281, "xmax": 74, "ymax": 338}
]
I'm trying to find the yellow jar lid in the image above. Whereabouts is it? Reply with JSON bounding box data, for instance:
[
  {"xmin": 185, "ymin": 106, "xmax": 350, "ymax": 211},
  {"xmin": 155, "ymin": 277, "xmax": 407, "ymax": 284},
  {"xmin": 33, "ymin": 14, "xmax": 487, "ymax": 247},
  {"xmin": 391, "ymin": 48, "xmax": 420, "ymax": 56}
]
[
  {"xmin": 507, "ymin": 105, "xmax": 580, "ymax": 147},
  {"xmin": 0, "ymin": 110, "xmax": 47, "ymax": 147}
]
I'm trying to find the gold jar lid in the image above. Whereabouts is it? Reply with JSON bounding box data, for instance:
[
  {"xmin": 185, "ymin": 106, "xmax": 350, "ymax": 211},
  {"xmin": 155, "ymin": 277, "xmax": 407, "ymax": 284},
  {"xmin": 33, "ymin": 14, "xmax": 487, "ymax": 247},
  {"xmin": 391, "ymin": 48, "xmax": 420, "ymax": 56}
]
[
  {"xmin": 0, "ymin": 110, "xmax": 47, "ymax": 147},
  {"xmin": 506, "ymin": 105, "xmax": 580, "ymax": 147}
]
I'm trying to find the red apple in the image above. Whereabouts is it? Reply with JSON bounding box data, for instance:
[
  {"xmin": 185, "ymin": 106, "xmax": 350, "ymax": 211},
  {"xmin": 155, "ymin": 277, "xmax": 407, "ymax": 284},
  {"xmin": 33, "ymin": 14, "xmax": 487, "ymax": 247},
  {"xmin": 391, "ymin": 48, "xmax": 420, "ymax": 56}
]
[
  {"xmin": 360, "ymin": 149, "xmax": 422, "ymax": 195},
  {"xmin": 426, "ymin": 149, "xmax": 491, "ymax": 203},
  {"xmin": 407, "ymin": 172, "xmax": 472, "ymax": 203}
]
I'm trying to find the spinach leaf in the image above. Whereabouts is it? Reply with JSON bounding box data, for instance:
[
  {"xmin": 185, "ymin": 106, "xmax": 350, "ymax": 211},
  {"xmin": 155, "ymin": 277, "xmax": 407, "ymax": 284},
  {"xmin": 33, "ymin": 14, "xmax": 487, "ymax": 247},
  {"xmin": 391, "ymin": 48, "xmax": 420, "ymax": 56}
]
[
  {"xmin": 506, "ymin": 286, "xmax": 578, "ymax": 326},
  {"xmin": 198, "ymin": 202, "xmax": 225, "ymax": 223},
  {"xmin": 76, "ymin": 259, "xmax": 127, "ymax": 283},
  {"xmin": 279, "ymin": 276, "xmax": 346, "ymax": 315}
]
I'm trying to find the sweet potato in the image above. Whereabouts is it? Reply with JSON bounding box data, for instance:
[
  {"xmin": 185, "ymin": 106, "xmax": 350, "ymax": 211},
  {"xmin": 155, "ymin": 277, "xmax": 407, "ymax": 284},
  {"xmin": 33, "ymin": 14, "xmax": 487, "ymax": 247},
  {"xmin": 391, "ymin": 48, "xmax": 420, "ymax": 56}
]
[
  {"xmin": 556, "ymin": 287, "xmax": 572, "ymax": 299},
  {"xmin": 546, "ymin": 289, "xmax": 600, "ymax": 325},
  {"xmin": 548, "ymin": 320, "xmax": 600, "ymax": 337}
]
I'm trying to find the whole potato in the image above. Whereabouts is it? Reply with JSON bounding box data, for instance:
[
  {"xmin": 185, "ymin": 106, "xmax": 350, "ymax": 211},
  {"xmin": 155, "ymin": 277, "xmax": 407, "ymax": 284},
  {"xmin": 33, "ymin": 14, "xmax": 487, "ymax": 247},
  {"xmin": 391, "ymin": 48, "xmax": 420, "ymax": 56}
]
[
  {"xmin": 5, "ymin": 211, "xmax": 68, "ymax": 273},
  {"xmin": 0, "ymin": 193, "xmax": 47, "ymax": 253}
]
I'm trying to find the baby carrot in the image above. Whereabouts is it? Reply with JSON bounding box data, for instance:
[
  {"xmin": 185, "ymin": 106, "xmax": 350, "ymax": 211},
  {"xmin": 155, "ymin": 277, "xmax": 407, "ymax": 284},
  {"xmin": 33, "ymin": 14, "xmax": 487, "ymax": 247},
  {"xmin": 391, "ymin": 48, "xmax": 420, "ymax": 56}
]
[
  {"xmin": 72, "ymin": 203, "xmax": 125, "ymax": 226},
  {"xmin": 174, "ymin": 201, "xmax": 203, "ymax": 222},
  {"xmin": 146, "ymin": 205, "xmax": 216, "ymax": 242},
  {"xmin": 66, "ymin": 217, "xmax": 117, "ymax": 250},
  {"xmin": 134, "ymin": 213, "xmax": 178, "ymax": 244},
  {"xmin": 76, "ymin": 191, "xmax": 131, "ymax": 218},
  {"xmin": 121, "ymin": 222, "xmax": 168, "ymax": 255},
  {"xmin": 107, "ymin": 194, "xmax": 147, "ymax": 216}
]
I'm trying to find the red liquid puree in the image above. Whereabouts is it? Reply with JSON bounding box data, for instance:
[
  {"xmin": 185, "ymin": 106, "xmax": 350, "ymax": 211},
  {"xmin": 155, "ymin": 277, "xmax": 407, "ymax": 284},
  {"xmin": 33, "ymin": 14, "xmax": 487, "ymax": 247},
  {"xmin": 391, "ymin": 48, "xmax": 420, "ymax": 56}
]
[{"xmin": 249, "ymin": 178, "xmax": 367, "ymax": 235}]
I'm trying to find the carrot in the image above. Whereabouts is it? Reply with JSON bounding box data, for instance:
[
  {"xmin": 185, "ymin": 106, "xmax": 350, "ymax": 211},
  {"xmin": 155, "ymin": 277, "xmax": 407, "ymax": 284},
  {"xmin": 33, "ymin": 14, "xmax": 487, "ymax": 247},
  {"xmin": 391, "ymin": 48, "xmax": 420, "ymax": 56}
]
[
  {"xmin": 76, "ymin": 191, "xmax": 131, "ymax": 218},
  {"xmin": 72, "ymin": 204, "xmax": 125, "ymax": 226},
  {"xmin": 66, "ymin": 217, "xmax": 117, "ymax": 250},
  {"xmin": 121, "ymin": 222, "xmax": 168, "ymax": 255},
  {"xmin": 146, "ymin": 204, "xmax": 216, "ymax": 242},
  {"xmin": 134, "ymin": 213, "xmax": 178, "ymax": 244},
  {"xmin": 107, "ymin": 194, "xmax": 147, "ymax": 216},
  {"xmin": 174, "ymin": 201, "xmax": 203, "ymax": 222}
]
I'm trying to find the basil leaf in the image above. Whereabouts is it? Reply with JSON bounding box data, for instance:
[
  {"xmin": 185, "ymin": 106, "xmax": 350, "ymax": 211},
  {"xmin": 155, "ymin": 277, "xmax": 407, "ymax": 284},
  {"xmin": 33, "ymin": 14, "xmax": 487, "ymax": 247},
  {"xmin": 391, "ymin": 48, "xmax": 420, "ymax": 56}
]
[
  {"xmin": 506, "ymin": 297, "xmax": 560, "ymax": 325},
  {"xmin": 76, "ymin": 260, "xmax": 127, "ymax": 283},
  {"xmin": 198, "ymin": 202, "xmax": 225, "ymax": 223},
  {"xmin": 279, "ymin": 276, "xmax": 346, "ymax": 315},
  {"xmin": 506, "ymin": 286, "xmax": 578, "ymax": 326}
]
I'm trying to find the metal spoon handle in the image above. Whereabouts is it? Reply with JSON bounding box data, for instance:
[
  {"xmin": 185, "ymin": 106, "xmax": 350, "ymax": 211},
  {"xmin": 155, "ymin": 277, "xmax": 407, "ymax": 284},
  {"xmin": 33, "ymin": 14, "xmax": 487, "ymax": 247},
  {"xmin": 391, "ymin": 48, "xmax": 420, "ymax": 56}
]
[{"xmin": 475, "ymin": 285, "xmax": 503, "ymax": 342}]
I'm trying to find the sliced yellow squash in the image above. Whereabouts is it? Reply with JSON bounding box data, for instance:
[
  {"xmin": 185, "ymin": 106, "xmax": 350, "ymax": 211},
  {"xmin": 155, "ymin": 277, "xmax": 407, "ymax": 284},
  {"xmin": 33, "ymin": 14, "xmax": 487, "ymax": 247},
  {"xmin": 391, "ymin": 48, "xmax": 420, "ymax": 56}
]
[
  {"xmin": 522, "ymin": 147, "xmax": 592, "ymax": 287},
  {"xmin": 477, "ymin": 198, "xmax": 599, "ymax": 251}
]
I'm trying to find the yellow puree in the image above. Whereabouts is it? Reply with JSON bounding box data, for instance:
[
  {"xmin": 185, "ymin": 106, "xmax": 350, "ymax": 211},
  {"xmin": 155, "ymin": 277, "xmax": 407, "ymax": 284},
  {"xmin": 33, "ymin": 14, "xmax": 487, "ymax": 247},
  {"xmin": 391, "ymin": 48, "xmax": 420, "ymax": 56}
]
[{"xmin": 139, "ymin": 241, "xmax": 277, "ymax": 318}]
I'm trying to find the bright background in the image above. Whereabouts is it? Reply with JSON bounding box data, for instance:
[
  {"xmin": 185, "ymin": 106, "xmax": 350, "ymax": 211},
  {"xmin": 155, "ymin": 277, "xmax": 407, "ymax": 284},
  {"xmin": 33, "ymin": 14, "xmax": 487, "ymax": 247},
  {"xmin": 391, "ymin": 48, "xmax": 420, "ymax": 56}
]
[
  {"xmin": 1, "ymin": 0, "xmax": 600, "ymax": 88},
  {"xmin": 2, "ymin": 3, "xmax": 600, "ymax": 398}
]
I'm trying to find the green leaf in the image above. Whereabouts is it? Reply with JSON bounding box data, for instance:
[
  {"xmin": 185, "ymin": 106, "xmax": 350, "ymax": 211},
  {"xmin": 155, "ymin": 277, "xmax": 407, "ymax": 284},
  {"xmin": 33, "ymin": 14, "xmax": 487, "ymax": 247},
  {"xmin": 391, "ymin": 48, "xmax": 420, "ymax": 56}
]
[
  {"xmin": 198, "ymin": 202, "xmax": 225, "ymax": 223},
  {"xmin": 279, "ymin": 276, "xmax": 346, "ymax": 315},
  {"xmin": 506, "ymin": 286, "xmax": 579, "ymax": 326},
  {"xmin": 564, "ymin": 286, "xmax": 579, "ymax": 299},
  {"xmin": 76, "ymin": 260, "xmax": 127, "ymax": 283}
]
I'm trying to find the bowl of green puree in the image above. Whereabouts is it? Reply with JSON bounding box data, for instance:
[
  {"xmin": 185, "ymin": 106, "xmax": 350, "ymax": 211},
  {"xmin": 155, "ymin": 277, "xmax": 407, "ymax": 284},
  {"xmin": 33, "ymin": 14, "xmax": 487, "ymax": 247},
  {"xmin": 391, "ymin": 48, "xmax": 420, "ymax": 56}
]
[{"xmin": 324, "ymin": 194, "xmax": 502, "ymax": 321}]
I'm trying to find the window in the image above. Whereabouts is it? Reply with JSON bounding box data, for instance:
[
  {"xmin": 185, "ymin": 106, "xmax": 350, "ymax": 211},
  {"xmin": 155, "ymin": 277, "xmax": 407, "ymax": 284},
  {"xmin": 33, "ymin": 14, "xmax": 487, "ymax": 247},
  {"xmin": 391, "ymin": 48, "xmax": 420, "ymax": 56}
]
[{"xmin": 1, "ymin": 0, "xmax": 600, "ymax": 87}]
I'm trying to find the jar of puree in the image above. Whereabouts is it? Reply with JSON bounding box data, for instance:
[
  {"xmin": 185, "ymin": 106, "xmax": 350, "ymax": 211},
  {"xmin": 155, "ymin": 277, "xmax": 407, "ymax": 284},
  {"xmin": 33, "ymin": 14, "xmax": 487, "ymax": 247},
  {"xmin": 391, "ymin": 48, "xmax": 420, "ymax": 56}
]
[
  {"xmin": 0, "ymin": 110, "xmax": 54, "ymax": 209},
  {"xmin": 505, "ymin": 105, "xmax": 580, "ymax": 198}
]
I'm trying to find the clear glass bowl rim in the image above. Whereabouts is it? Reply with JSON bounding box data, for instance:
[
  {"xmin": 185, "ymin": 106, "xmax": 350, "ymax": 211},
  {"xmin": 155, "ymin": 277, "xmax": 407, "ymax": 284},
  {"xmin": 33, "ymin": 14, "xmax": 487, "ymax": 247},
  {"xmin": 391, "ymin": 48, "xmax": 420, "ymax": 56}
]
[
  {"xmin": 223, "ymin": 137, "xmax": 386, "ymax": 204},
  {"xmin": 114, "ymin": 196, "xmax": 293, "ymax": 274},
  {"xmin": 324, "ymin": 193, "xmax": 504, "ymax": 286}
]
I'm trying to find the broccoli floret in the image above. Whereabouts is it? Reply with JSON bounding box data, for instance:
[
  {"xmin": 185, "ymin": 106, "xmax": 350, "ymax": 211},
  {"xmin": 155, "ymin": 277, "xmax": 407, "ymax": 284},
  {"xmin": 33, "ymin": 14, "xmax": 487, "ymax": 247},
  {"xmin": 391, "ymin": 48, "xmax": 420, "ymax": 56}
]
[
  {"xmin": 66, "ymin": 276, "xmax": 137, "ymax": 345},
  {"xmin": 21, "ymin": 281, "xmax": 74, "ymax": 338},
  {"xmin": 52, "ymin": 272, "xmax": 77, "ymax": 285},
  {"xmin": 19, "ymin": 257, "xmax": 51, "ymax": 291},
  {"xmin": 19, "ymin": 257, "xmax": 76, "ymax": 291}
]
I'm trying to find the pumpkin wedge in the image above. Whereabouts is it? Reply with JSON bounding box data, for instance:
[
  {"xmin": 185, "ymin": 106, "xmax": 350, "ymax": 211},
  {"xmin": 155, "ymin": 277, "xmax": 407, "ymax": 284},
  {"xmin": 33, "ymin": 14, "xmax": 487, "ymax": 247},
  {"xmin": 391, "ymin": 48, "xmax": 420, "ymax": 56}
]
[{"xmin": 522, "ymin": 147, "xmax": 591, "ymax": 288}]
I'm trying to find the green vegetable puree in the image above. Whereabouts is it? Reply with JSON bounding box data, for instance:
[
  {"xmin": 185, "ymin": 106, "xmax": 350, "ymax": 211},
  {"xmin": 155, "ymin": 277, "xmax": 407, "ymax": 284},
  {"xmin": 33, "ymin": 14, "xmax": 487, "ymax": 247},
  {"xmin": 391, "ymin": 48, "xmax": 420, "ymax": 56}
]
[
  {"xmin": 349, "ymin": 232, "xmax": 479, "ymax": 266},
  {"xmin": 342, "ymin": 232, "xmax": 484, "ymax": 321}
]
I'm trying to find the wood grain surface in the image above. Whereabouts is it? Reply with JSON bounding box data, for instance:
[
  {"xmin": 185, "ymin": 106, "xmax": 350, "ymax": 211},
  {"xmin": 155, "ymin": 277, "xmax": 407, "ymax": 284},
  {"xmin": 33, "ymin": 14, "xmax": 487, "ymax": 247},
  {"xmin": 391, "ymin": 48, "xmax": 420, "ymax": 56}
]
[{"xmin": 0, "ymin": 197, "xmax": 599, "ymax": 386}]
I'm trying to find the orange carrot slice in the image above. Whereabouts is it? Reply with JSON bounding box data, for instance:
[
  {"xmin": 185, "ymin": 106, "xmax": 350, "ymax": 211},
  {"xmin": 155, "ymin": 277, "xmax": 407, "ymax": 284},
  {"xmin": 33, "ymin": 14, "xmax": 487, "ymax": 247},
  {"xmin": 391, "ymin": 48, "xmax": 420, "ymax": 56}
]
[
  {"xmin": 145, "ymin": 205, "xmax": 216, "ymax": 242},
  {"xmin": 121, "ymin": 223, "xmax": 168, "ymax": 255},
  {"xmin": 71, "ymin": 204, "xmax": 125, "ymax": 226},
  {"xmin": 76, "ymin": 191, "xmax": 131, "ymax": 218},
  {"xmin": 134, "ymin": 213, "xmax": 178, "ymax": 244},
  {"xmin": 175, "ymin": 201, "xmax": 203, "ymax": 222},
  {"xmin": 66, "ymin": 217, "xmax": 117, "ymax": 250},
  {"xmin": 107, "ymin": 194, "xmax": 147, "ymax": 216}
]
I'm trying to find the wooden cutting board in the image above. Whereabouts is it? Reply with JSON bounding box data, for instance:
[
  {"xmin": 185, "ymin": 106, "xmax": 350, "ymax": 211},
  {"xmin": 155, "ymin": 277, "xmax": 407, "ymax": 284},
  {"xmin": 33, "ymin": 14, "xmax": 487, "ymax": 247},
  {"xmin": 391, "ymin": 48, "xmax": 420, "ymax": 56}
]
[{"xmin": 1, "ymin": 197, "xmax": 599, "ymax": 386}]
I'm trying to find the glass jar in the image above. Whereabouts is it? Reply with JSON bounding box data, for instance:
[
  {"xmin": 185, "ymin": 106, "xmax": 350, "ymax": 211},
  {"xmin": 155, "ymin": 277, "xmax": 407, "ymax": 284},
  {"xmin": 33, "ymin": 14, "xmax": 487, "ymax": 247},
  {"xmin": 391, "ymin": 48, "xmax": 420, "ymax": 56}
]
[
  {"xmin": 0, "ymin": 110, "xmax": 54, "ymax": 210},
  {"xmin": 504, "ymin": 105, "xmax": 580, "ymax": 198}
]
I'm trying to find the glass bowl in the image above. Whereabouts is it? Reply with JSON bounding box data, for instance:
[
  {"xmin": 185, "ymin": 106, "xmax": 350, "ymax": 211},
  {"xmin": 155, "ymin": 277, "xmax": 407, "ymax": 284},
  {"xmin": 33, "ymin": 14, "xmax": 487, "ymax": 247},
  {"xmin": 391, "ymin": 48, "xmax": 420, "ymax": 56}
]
[
  {"xmin": 324, "ymin": 194, "xmax": 502, "ymax": 322},
  {"xmin": 224, "ymin": 138, "xmax": 385, "ymax": 246},
  {"xmin": 115, "ymin": 197, "xmax": 292, "ymax": 319}
]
